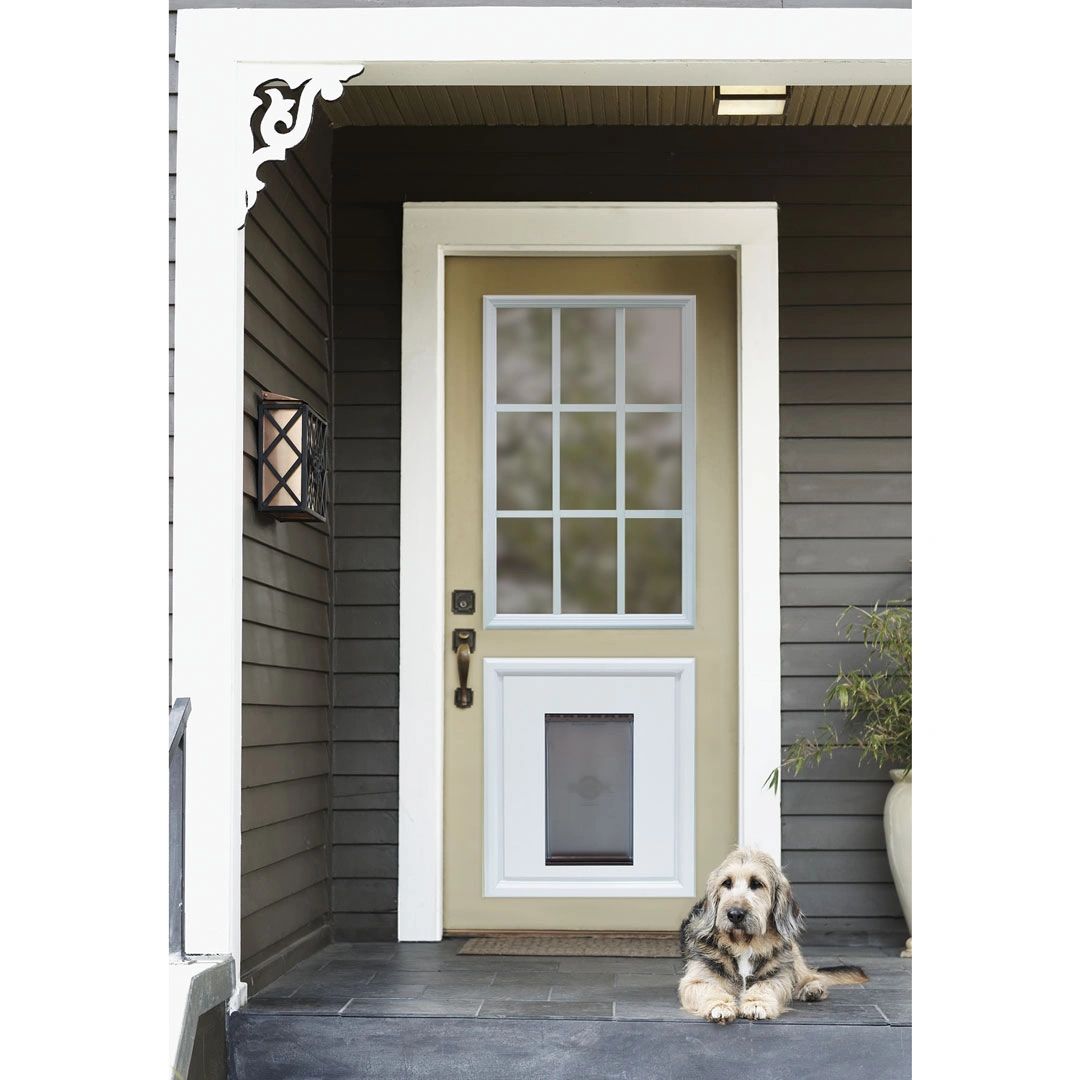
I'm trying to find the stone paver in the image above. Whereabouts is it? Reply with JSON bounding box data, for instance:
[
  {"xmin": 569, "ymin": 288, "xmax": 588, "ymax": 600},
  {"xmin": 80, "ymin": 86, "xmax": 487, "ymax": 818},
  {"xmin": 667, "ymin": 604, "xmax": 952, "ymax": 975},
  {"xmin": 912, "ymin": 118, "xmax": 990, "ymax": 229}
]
[
  {"xmin": 230, "ymin": 1015, "xmax": 911, "ymax": 1080},
  {"xmin": 246, "ymin": 941, "xmax": 910, "ymax": 1027}
]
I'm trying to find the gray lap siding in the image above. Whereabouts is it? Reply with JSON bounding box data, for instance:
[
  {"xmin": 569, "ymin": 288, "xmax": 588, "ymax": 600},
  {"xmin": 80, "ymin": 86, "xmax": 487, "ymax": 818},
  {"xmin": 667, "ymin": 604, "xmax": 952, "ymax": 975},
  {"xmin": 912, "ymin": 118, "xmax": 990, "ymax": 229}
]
[
  {"xmin": 240, "ymin": 114, "xmax": 335, "ymax": 990},
  {"xmin": 330, "ymin": 204, "xmax": 403, "ymax": 941},
  {"xmin": 330, "ymin": 124, "xmax": 910, "ymax": 943}
]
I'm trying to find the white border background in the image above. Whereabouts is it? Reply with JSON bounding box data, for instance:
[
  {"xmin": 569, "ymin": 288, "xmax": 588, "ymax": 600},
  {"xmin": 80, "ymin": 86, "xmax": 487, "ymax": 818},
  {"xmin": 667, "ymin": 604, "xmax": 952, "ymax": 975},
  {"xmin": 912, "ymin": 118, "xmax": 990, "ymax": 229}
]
[
  {"xmin": 4, "ymin": 3, "xmax": 163, "ymax": 1075},
  {"xmin": 15, "ymin": 4, "xmax": 1080, "ymax": 1077}
]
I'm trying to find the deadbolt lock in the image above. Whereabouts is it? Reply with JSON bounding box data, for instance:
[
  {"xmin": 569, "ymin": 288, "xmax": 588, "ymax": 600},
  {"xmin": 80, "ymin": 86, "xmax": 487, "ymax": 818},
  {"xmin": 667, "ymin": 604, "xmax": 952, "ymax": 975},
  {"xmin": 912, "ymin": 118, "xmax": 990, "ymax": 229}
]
[{"xmin": 451, "ymin": 589, "xmax": 476, "ymax": 615}]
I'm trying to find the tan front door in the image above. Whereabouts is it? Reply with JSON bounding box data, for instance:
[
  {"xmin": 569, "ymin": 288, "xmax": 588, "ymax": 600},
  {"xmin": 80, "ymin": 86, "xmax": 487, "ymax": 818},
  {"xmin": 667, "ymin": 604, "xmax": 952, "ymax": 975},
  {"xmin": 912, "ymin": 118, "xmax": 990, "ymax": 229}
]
[{"xmin": 443, "ymin": 254, "xmax": 738, "ymax": 932}]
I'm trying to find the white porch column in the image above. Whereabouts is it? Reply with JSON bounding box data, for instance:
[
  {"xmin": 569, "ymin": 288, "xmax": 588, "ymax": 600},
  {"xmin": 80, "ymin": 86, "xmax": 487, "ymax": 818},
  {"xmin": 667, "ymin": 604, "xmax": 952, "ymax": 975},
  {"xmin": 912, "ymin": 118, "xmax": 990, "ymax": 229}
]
[
  {"xmin": 172, "ymin": 15, "xmax": 364, "ymax": 981},
  {"xmin": 172, "ymin": 19, "xmax": 245, "ymax": 968}
]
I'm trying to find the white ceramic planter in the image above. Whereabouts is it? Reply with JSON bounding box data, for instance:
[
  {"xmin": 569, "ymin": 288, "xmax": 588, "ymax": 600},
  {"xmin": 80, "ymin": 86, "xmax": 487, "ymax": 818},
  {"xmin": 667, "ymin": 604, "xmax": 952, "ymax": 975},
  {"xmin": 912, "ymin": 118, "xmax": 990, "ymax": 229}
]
[{"xmin": 884, "ymin": 769, "xmax": 912, "ymax": 957}]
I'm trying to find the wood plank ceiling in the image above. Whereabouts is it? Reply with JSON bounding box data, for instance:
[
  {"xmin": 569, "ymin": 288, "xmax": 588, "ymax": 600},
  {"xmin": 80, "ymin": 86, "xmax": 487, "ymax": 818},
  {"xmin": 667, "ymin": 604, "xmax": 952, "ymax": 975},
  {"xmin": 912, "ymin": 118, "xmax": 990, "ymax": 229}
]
[{"xmin": 322, "ymin": 85, "xmax": 911, "ymax": 128}]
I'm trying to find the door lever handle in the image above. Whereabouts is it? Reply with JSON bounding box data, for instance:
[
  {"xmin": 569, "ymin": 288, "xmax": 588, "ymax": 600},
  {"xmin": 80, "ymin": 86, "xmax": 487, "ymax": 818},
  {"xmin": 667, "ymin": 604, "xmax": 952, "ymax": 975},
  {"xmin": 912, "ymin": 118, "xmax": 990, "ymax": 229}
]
[{"xmin": 452, "ymin": 628, "xmax": 476, "ymax": 708}]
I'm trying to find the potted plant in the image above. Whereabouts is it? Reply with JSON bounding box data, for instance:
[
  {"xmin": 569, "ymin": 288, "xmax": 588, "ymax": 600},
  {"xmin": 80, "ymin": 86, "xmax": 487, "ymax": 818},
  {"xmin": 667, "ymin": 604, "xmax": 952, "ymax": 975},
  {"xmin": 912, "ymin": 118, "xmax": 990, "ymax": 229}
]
[{"xmin": 767, "ymin": 601, "xmax": 912, "ymax": 956}]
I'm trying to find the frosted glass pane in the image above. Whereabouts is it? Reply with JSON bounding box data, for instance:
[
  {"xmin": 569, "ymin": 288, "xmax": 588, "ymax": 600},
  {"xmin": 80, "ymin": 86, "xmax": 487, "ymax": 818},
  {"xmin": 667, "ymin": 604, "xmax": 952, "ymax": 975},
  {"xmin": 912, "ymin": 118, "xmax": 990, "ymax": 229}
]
[
  {"xmin": 626, "ymin": 307, "xmax": 682, "ymax": 404},
  {"xmin": 561, "ymin": 518, "xmax": 617, "ymax": 614},
  {"xmin": 497, "ymin": 307, "xmax": 551, "ymax": 404},
  {"xmin": 497, "ymin": 518, "xmax": 553, "ymax": 613},
  {"xmin": 560, "ymin": 308, "xmax": 615, "ymax": 404},
  {"xmin": 497, "ymin": 413, "xmax": 552, "ymax": 510},
  {"xmin": 560, "ymin": 412, "xmax": 616, "ymax": 510},
  {"xmin": 626, "ymin": 413, "xmax": 682, "ymax": 510},
  {"xmin": 626, "ymin": 518, "xmax": 682, "ymax": 614},
  {"xmin": 546, "ymin": 714, "xmax": 633, "ymax": 865}
]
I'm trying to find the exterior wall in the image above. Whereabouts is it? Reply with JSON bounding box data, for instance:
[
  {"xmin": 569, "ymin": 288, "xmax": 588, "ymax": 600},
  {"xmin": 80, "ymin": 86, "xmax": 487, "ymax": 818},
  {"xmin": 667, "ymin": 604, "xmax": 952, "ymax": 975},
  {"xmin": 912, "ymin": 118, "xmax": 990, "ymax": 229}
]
[
  {"xmin": 239, "ymin": 114, "xmax": 336, "ymax": 989},
  {"xmin": 330, "ymin": 205, "xmax": 403, "ymax": 941},
  {"xmin": 330, "ymin": 124, "xmax": 910, "ymax": 942}
]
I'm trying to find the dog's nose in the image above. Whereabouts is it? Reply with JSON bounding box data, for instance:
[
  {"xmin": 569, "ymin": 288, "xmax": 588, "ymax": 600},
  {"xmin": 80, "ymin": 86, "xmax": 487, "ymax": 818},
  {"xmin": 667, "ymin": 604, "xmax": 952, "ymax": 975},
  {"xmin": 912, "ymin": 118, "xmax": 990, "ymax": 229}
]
[{"xmin": 727, "ymin": 907, "xmax": 747, "ymax": 924}]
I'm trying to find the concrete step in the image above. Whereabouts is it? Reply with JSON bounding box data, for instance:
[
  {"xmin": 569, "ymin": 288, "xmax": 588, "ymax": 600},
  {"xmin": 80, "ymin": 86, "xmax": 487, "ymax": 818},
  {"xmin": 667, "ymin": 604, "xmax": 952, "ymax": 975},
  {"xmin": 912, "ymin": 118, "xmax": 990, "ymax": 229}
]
[{"xmin": 228, "ymin": 1012, "xmax": 910, "ymax": 1080}]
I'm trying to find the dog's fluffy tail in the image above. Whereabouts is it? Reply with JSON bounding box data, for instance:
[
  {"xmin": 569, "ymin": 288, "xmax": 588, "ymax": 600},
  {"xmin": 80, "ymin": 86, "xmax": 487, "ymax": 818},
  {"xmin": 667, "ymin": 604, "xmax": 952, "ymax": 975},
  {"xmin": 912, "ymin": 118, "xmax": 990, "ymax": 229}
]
[{"xmin": 814, "ymin": 965, "xmax": 869, "ymax": 986}]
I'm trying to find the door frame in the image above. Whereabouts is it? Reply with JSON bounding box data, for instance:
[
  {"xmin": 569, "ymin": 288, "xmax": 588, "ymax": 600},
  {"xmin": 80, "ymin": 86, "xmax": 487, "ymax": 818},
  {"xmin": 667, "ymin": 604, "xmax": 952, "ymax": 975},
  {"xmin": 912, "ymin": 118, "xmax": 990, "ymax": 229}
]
[{"xmin": 399, "ymin": 202, "xmax": 781, "ymax": 940}]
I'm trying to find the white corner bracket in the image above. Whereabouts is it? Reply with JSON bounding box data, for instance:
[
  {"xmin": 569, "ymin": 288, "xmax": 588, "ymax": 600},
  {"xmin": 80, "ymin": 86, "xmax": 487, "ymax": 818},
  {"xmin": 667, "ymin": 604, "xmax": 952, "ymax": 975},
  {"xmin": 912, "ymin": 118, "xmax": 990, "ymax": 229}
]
[{"xmin": 242, "ymin": 65, "xmax": 363, "ymax": 224}]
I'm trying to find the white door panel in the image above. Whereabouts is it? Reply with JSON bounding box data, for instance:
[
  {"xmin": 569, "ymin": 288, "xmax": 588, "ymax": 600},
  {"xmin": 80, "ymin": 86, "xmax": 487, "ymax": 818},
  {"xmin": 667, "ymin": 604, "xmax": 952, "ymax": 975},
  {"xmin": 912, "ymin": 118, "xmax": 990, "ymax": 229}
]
[{"xmin": 484, "ymin": 658, "xmax": 695, "ymax": 898}]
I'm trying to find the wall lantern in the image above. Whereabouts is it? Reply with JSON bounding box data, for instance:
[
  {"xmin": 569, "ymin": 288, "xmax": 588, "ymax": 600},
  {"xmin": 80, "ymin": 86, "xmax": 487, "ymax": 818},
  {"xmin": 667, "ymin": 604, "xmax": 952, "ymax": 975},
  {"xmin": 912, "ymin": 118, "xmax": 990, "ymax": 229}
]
[
  {"xmin": 256, "ymin": 391, "xmax": 328, "ymax": 522},
  {"xmin": 714, "ymin": 85, "xmax": 788, "ymax": 116}
]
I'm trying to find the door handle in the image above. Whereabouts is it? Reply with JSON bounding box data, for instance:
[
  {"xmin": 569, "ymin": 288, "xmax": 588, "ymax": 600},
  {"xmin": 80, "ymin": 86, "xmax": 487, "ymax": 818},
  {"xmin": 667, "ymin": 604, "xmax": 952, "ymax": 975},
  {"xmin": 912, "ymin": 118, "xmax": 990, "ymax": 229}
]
[{"xmin": 452, "ymin": 628, "xmax": 476, "ymax": 708}]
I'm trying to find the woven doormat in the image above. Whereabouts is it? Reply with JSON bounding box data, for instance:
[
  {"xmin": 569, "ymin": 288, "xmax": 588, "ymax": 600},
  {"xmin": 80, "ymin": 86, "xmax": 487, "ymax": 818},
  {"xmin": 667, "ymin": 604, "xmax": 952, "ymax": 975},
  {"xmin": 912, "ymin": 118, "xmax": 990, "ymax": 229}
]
[{"xmin": 458, "ymin": 934, "xmax": 682, "ymax": 958}]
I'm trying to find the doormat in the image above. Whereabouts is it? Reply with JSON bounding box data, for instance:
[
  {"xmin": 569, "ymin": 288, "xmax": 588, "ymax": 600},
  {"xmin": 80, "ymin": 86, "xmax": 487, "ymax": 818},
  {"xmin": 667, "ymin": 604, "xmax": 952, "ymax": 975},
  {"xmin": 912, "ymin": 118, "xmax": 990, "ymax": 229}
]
[{"xmin": 457, "ymin": 934, "xmax": 682, "ymax": 958}]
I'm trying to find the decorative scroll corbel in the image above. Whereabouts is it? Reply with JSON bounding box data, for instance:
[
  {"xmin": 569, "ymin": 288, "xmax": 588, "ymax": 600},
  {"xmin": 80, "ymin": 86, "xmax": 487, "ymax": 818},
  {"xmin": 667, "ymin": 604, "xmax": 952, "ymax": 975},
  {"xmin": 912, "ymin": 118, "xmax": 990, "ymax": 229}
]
[{"xmin": 242, "ymin": 65, "xmax": 363, "ymax": 225}]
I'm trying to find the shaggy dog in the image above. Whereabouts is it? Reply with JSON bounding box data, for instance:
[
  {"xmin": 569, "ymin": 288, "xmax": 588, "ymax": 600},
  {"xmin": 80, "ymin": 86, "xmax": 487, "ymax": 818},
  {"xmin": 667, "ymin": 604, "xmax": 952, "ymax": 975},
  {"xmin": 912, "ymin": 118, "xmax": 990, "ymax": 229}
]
[{"xmin": 678, "ymin": 848, "xmax": 868, "ymax": 1022}]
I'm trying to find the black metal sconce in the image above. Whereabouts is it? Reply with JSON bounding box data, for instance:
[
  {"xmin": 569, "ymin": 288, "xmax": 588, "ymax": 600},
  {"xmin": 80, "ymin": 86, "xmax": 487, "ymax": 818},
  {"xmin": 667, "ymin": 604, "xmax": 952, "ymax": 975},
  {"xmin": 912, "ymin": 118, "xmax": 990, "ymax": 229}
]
[{"xmin": 256, "ymin": 391, "xmax": 328, "ymax": 522}]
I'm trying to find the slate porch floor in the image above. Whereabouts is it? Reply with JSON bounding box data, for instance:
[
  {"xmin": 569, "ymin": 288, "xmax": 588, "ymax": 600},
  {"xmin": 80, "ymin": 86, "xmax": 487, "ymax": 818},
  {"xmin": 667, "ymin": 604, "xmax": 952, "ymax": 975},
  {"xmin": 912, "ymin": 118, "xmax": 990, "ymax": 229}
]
[{"xmin": 231, "ymin": 940, "xmax": 911, "ymax": 1079}]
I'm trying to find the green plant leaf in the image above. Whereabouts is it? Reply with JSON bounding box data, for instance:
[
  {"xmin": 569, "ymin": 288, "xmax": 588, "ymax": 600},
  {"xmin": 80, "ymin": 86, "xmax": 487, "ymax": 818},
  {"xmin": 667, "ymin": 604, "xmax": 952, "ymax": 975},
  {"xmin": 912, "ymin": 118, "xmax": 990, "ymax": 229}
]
[{"xmin": 764, "ymin": 599, "xmax": 911, "ymax": 786}]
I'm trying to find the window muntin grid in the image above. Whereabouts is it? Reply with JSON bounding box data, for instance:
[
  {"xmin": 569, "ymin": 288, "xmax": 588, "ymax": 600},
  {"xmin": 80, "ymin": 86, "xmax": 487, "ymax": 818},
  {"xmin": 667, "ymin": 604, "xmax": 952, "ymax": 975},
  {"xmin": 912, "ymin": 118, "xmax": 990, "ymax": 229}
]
[{"xmin": 483, "ymin": 296, "xmax": 696, "ymax": 629}]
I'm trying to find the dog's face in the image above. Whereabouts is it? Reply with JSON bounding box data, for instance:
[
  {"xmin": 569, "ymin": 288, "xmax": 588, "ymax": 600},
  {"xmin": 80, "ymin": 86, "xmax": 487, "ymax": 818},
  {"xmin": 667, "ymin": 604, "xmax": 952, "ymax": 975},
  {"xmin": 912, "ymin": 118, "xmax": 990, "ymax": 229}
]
[{"xmin": 701, "ymin": 849, "xmax": 802, "ymax": 942}]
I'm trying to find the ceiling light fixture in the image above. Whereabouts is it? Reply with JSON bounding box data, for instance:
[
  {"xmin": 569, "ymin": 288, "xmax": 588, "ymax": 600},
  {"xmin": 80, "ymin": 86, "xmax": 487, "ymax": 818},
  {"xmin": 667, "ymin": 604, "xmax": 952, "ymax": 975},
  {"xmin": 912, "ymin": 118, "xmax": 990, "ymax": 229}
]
[{"xmin": 714, "ymin": 86, "xmax": 787, "ymax": 116}]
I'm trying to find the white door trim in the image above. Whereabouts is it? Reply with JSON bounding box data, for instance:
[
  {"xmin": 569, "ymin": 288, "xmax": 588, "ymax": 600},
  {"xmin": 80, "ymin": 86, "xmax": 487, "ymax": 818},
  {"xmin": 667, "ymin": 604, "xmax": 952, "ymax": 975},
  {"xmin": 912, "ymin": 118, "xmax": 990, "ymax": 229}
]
[{"xmin": 399, "ymin": 202, "xmax": 781, "ymax": 940}]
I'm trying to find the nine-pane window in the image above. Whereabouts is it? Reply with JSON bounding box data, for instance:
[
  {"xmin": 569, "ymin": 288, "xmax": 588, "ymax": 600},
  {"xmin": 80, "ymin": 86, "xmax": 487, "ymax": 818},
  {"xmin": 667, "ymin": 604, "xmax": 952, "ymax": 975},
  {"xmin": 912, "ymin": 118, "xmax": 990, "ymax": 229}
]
[{"xmin": 483, "ymin": 296, "xmax": 696, "ymax": 628}]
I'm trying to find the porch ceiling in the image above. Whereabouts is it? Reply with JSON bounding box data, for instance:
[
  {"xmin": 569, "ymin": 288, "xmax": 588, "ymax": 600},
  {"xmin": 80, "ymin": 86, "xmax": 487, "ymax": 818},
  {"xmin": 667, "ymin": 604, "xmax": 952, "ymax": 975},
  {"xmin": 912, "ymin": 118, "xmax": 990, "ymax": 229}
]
[{"xmin": 321, "ymin": 84, "xmax": 911, "ymax": 128}]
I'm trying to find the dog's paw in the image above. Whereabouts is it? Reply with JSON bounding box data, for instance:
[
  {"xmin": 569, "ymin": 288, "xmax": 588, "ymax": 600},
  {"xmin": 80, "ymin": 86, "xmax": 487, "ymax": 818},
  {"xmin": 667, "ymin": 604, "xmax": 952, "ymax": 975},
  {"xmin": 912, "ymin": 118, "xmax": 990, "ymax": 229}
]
[
  {"xmin": 738, "ymin": 1001, "xmax": 775, "ymax": 1021},
  {"xmin": 707, "ymin": 1002, "xmax": 737, "ymax": 1024},
  {"xmin": 797, "ymin": 980, "xmax": 827, "ymax": 1002}
]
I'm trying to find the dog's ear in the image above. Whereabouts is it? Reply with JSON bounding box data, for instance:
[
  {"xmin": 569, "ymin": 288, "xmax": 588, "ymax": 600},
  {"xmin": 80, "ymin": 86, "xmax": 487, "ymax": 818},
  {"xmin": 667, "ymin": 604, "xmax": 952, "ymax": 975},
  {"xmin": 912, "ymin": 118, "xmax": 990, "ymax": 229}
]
[
  {"xmin": 684, "ymin": 891, "xmax": 717, "ymax": 943},
  {"xmin": 768, "ymin": 863, "xmax": 803, "ymax": 944},
  {"xmin": 682, "ymin": 871, "xmax": 721, "ymax": 944}
]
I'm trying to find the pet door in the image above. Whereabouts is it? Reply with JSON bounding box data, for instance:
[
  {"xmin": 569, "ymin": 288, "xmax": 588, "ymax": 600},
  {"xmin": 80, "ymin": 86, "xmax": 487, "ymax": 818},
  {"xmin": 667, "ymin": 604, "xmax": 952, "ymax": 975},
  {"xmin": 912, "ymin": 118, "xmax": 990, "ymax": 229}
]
[{"xmin": 544, "ymin": 713, "xmax": 633, "ymax": 865}]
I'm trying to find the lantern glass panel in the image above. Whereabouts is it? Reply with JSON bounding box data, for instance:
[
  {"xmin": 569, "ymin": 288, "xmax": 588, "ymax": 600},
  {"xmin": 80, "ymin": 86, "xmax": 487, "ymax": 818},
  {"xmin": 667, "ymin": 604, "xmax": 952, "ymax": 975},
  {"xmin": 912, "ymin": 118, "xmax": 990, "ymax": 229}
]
[{"xmin": 261, "ymin": 405, "xmax": 305, "ymax": 508}]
